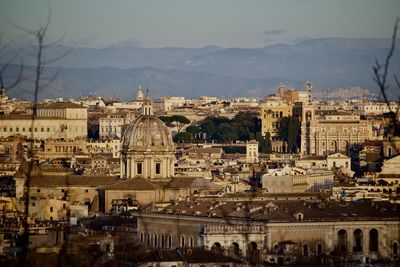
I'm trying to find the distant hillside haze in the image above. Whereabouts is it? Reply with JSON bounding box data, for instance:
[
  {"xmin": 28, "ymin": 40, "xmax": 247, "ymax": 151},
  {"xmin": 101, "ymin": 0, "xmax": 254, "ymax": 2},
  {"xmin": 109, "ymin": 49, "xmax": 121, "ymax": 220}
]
[{"xmin": 1, "ymin": 38, "xmax": 399, "ymax": 100}]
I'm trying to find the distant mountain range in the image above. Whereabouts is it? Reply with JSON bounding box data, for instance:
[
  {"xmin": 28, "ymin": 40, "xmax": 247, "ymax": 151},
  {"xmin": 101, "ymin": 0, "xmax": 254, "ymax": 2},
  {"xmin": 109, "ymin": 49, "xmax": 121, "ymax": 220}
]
[{"xmin": 1, "ymin": 38, "xmax": 399, "ymax": 100}]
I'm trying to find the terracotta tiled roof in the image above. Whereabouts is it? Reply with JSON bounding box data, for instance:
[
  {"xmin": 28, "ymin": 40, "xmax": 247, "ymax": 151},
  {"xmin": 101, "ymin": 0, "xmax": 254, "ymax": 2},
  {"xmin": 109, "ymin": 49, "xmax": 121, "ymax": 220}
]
[
  {"xmin": 35, "ymin": 102, "xmax": 86, "ymax": 109},
  {"xmin": 0, "ymin": 115, "xmax": 61, "ymax": 120},
  {"xmin": 183, "ymin": 147, "xmax": 222, "ymax": 154},
  {"xmin": 166, "ymin": 177, "xmax": 221, "ymax": 190},
  {"xmin": 30, "ymin": 175, "xmax": 117, "ymax": 187},
  {"xmin": 156, "ymin": 199, "xmax": 400, "ymax": 222},
  {"xmin": 102, "ymin": 178, "xmax": 160, "ymax": 190},
  {"xmin": 300, "ymin": 155, "xmax": 325, "ymax": 161}
]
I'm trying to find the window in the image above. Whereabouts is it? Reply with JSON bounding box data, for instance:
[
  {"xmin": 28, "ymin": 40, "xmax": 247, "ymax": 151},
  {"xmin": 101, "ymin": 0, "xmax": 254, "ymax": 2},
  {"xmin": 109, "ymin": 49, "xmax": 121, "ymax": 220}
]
[
  {"xmin": 22, "ymin": 127, "xmax": 25, "ymax": 132},
  {"xmin": 50, "ymin": 207, "xmax": 53, "ymax": 213},
  {"xmin": 41, "ymin": 127, "xmax": 44, "ymax": 132},
  {"xmin": 9, "ymin": 128, "xmax": 12, "ymax": 132},
  {"xmin": 37, "ymin": 189, "xmax": 41, "ymax": 193},
  {"xmin": 369, "ymin": 229, "xmax": 378, "ymax": 252},
  {"xmin": 167, "ymin": 235, "xmax": 172, "ymax": 249},
  {"xmin": 156, "ymin": 163, "xmax": 161, "ymax": 175},
  {"xmin": 154, "ymin": 234, "xmax": 158, "ymax": 248},
  {"xmin": 137, "ymin": 163, "xmax": 142, "ymax": 175},
  {"xmin": 47, "ymin": 127, "xmax": 50, "ymax": 132},
  {"xmin": 317, "ymin": 243, "xmax": 323, "ymax": 256},
  {"xmin": 353, "ymin": 229, "xmax": 363, "ymax": 252},
  {"xmin": 160, "ymin": 234, "xmax": 165, "ymax": 248},
  {"xmin": 32, "ymin": 203, "xmax": 35, "ymax": 207},
  {"xmin": 85, "ymin": 189, "xmax": 89, "ymax": 193},
  {"xmin": 303, "ymin": 244, "xmax": 309, "ymax": 257},
  {"xmin": 16, "ymin": 127, "xmax": 19, "ymax": 132},
  {"xmin": 3, "ymin": 127, "xmax": 6, "ymax": 132}
]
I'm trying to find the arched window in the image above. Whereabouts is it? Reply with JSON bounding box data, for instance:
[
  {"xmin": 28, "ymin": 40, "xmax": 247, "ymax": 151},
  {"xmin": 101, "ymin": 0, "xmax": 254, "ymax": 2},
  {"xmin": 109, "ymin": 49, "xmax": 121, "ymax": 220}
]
[
  {"xmin": 317, "ymin": 243, "xmax": 323, "ymax": 256},
  {"xmin": 338, "ymin": 229, "xmax": 347, "ymax": 253},
  {"xmin": 154, "ymin": 234, "xmax": 158, "ymax": 248},
  {"xmin": 212, "ymin": 242, "xmax": 222, "ymax": 253},
  {"xmin": 353, "ymin": 229, "xmax": 363, "ymax": 252},
  {"xmin": 180, "ymin": 236, "xmax": 185, "ymax": 247},
  {"xmin": 393, "ymin": 241, "xmax": 398, "ymax": 256},
  {"xmin": 231, "ymin": 242, "xmax": 240, "ymax": 257},
  {"xmin": 160, "ymin": 234, "xmax": 165, "ymax": 248},
  {"xmin": 369, "ymin": 229, "xmax": 378, "ymax": 252},
  {"xmin": 189, "ymin": 236, "xmax": 194, "ymax": 247},
  {"xmin": 248, "ymin": 242, "xmax": 258, "ymax": 265},
  {"xmin": 303, "ymin": 244, "xmax": 309, "ymax": 257},
  {"xmin": 149, "ymin": 233, "xmax": 153, "ymax": 246},
  {"xmin": 331, "ymin": 140, "xmax": 338, "ymax": 152},
  {"xmin": 145, "ymin": 234, "xmax": 150, "ymax": 245},
  {"xmin": 167, "ymin": 235, "xmax": 172, "ymax": 249}
]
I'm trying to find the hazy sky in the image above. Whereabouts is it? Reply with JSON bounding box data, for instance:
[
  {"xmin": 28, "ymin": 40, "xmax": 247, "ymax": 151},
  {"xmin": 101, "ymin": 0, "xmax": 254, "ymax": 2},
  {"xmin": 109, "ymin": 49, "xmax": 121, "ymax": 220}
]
[{"xmin": 0, "ymin": 0, "xmax": 399, "ymax": 48}]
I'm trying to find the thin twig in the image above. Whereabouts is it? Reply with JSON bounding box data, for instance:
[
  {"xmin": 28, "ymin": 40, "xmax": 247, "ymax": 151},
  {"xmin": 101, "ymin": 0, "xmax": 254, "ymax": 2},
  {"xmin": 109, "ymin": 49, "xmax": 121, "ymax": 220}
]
[{"xmin": 372, "ymin": 17, "xmax": 399, "ymax": 136}]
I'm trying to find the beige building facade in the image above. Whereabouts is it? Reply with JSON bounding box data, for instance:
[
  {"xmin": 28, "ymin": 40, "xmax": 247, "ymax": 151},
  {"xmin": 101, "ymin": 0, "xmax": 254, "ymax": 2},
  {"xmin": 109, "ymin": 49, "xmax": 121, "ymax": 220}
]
[
  {"xmin": 0, "ymin": 102, "xmax": 87, "ymax": 140},
  {"xmin": 300, "ymin": 104, "xmax": 370, "ymax": 156},
  {"xmin": 260, "ymin": 100, "xmax": 293, "ymax": 137},
  {"xmin": 134, "ymin": 200, "xmax": 400, "ymax": 262},
  {"xmin": 246, "ymin": 140, "xmax": 259, "ymax": 163}
]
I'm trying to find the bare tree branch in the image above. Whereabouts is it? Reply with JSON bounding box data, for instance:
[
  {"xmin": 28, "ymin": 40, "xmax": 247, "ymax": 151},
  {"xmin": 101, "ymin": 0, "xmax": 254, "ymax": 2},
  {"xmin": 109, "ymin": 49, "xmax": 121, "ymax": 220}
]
[
  {"xmin": 373, "ymin": 18, "xmax": 398, "ymax": 103},
  {"xmin": 372, "ymin": 17, "xmax": 400, "ymax": 136},
  {"xmin": 7, "ymin": 4, "xmax": 74, "ymax": 264}
]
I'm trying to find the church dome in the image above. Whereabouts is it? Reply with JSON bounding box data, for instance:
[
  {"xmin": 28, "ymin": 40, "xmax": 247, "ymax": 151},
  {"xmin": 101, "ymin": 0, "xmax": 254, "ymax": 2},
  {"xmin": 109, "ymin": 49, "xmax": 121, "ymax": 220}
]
[
  {"xmin": 121, "ymin": 115, "xmax": 174, "ymax": 152},
  {"xmin": 121, "ymin": 99, "xmax": 174, "ymax": 153}
]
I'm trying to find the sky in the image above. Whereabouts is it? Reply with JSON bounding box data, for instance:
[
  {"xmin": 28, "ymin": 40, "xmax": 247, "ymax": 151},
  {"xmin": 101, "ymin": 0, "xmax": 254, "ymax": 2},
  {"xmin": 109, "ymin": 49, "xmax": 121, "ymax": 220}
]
[{"xmin": 0, "ymin": 0, "xmax": 399, "ymax": 48}]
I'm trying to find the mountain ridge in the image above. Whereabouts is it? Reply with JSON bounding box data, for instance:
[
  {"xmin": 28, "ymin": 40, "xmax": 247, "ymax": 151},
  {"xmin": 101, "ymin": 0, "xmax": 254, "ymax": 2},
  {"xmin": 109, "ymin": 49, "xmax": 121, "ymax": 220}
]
[{"xmin": 1, "ymin": 37, "xmax": 399, "ymax": 99}]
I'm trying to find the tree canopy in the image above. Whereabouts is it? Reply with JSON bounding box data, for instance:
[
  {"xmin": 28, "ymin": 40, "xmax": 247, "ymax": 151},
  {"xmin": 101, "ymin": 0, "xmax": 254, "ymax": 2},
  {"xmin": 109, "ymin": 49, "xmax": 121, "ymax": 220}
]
[
  {"xmin": 159, "ymin": 115, "xmax": 191, "ymax": 132},
  {"xmin": 198, "ymin": 112, "xmax": 261, "ymax": 143},
  {"xmin": 278, "ymin": 116, "xmax": 301, "ymax": 153}
]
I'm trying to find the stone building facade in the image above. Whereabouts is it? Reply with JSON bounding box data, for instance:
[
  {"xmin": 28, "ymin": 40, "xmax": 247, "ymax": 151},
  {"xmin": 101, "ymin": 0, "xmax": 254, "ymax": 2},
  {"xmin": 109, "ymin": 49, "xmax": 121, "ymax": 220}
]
[
  {"xmin": 0, "ymin": 102, "xmax": 87, "ymax": 140},
  {"xmin": 299, "ymin": 104, "xmax": 370, "ymax": 156},
  {"xmin": 246, "ymin": 140, "xmax": 259, "ymax": 164},
  {"xmin": 134, "ymin": 200, "xmax": 400, "ymax": 263},
  {"xmin": 260, "ymin": 100, "xmax": 293, "ymax": 137}
]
